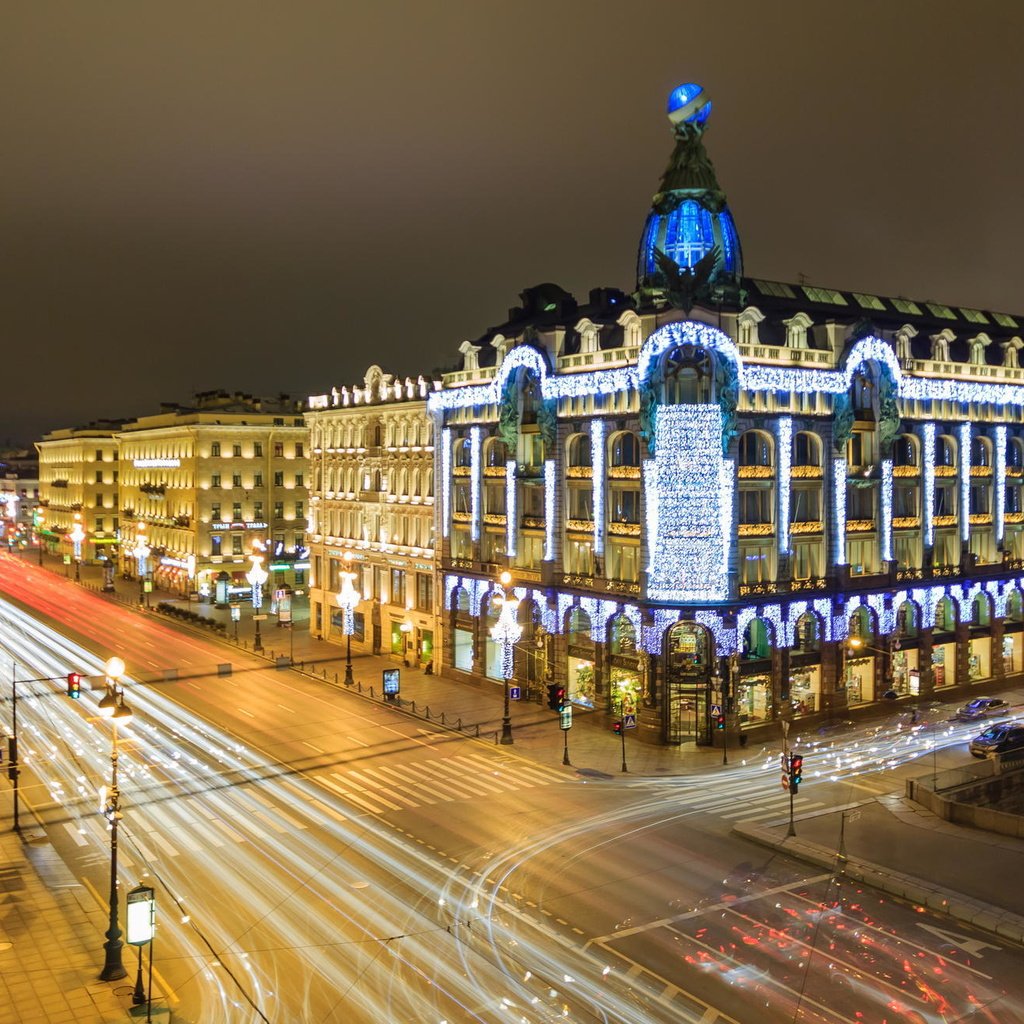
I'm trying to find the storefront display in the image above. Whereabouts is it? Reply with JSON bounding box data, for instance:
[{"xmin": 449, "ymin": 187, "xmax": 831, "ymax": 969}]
[
  {"xmin": 789, "ymin": 667, "xmax": 820, "ymax": 715},
  {"xmin": 845, "ymin": 656, "xmax": 873, "ymax": 705},
  {"xmin": 568, "ymin": 656, "xmax": 597, "ymax": 706},
  {"xmin": 968, "ymin": 636, "xmax": 990, "ymax": 682},
  {"xmin": 932, "ymin": 644, "xmax": 955, "ymax": 688},
  {"xmin": 609, "ymin": 668, "xmax": 640, "ymax": 716},
  {"xmin": 891, "ymin": 648, "xmax": 919, "ymax": 694},
  {"xmin": 1004, "ymin": 634, "xmax": 1020, "ymax": 675},
  {"xmin": 737, "ymin": 674, "xmax": 772, "ymax": 724},
  {"xmin": 453, "ymin": 627, "xmax": 473, "ymax": 673}
]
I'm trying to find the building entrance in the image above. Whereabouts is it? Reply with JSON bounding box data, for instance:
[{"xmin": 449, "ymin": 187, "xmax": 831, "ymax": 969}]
[{"xmin": 664, "ymin": 623, "xmax": 713, "ymax": 745}]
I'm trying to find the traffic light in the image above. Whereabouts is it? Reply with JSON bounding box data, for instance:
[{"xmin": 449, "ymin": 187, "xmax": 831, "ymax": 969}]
[
  {"xmin": 715, "ymin": 713, "xmax": 725, "ymax": 730},
  {"xmin": 612, "ymin": 720, "xmax": 623, "ymax": 735},
  {"xmin": 789, "ymin": 753, "xmax": 804, "ymax": 793},
  {"xmin": 66, "ymin": 672, "xmax": 81, "ymax": 699},
  {"xmin": 547, "ymin": 684, "xmax": 566, "ymax": 711}
]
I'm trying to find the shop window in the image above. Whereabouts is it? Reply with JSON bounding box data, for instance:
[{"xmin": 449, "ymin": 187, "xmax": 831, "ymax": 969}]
[
  {"xmin": 895, "ymin": 601, "xmax": 919, "ymax": 638},
  {"xmin": 1007, "ymin": 590, "xmax": 1024, "ymax": 622},
  {"xmin": 794, "ymin": 613, "xmax": 820, "ymax": 652},
  {"xmin": 742, "ymin": 618, "xmax": 772, "ymax": 660},
  {"xmin": 972, "ymin": 594, "xmax": 991, "ymax": 627},
  {"xmin": 935, "ymin": 596, "xmax": 957, "ymax": 633},
  {"xmin": 609, "ymin": 615, "xmax": 637, "ymax": 655}
]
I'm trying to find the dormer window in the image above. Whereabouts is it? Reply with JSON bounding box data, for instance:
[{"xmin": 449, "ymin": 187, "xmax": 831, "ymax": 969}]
[
  {"xmin": 783, "ymin": 311, "xmax": 813, "ymax": 349},
  {"xmin": 736, "ymin": 306, "xmax": 765, "ymax": 347}
]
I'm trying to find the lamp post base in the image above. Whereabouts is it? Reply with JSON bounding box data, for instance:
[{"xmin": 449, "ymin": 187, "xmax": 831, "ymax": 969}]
[
  {"xmin": 344, "ymin": 662, "xmax": 354, "ymax": 685},
  {"xmin": 500, "ymin": 717, "xmax": 513, "ymax": 744},
  {"xmin": 100, "ymin": 931, "xmax": 126, "ymax": 982}
]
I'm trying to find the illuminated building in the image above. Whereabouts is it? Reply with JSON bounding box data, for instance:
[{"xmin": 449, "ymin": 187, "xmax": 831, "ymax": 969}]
[
  {"xmin": 306, "ymin": 367, "xmax": 439, "ymax": 667},
  {"xmin": 115, "ymin": 392, "xmax": 309, "ymax": 599},
  {"xmin": 0, "ymin": 449, "xmax": 41, "ymax": 551},
  {"xmin": 432, "ymin": 81, "xmax": 1024, "ymax": 745},
  {"xmin": 36, "ymin": 423, "xmax": 123, "ymax": 564}
]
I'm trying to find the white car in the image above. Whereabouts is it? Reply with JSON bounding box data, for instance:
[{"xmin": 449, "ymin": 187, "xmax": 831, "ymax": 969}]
[{"xmin": 953, "ymin": 697, "xmax": 1010, "ymax": 721}]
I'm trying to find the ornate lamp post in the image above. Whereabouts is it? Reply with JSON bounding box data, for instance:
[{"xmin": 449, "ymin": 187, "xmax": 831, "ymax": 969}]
[
  {"xmin": 34, "ymin": 508, "xmax": 45, "ymax": 566},
  {"xmin": 336, "ymin": 552, "xmax": 360, "ymax": 685},
  {"xmin": 131, "ymin": 524, "xmax": 151, "ymax": 607},
  {"xmin": 246, "ymin": 548, "xmax": 269, "ymax": 654},
  {"xmin": 70, "ymin": 512, "xmax": 86, "ymax": 582},
  {"xmin": 490, "ymin": 571, "xmax": 522, "ymax": 745},
  {"xmin": 98, "ymin": 656, "xmax": 133, "ymax": 982}
]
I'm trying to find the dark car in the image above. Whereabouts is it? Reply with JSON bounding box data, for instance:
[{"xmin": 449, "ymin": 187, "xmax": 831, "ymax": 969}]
[
  {"xmin": 954, "ymin": 697, "xmax": 1010, "ymax": 721},
  {"xmin": 969, "ymin": 722, "xmax": 1024, "ymax": 758}
]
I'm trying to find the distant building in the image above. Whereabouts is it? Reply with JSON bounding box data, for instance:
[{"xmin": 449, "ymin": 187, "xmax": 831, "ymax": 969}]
[
  {"xmin": 0, "ymin": 449, "xmax": 41, "ymax": 549},
  {"xmin": 305, "ymin": 367, "xmax": 439, "ymax": 667},
  {"xmin": 115, "ymin": 391, "xmax": 309, "ymax": 599},
  {"xmin": 428, "ymin": 82, "xmax": 1024, "ymax": 745}
]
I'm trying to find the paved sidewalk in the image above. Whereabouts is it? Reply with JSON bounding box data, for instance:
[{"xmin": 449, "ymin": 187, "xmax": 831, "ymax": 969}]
[{"xmin": 0, "ymin": 791, "xmax": 139, "ymax": 1024}]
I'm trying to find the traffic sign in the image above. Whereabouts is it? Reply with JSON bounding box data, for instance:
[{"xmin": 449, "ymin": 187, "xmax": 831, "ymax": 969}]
[
  {"xmin": 780, "ymin": 753, "xmax": 788, "ymax": 771},
  {"xmin": 253, "ymin": 614, "xmax": 268, "ymax": 621},
  {"xmin": 623, "ymin": 713, "xmax": 637, "ymax": 729},
  {"xmin": 781, "ymin": 772, "xmax": 790, "ymax": 790},
  {"xmin": 509, "ymin": 686, "xmax": 521, "ymax": 701},
  {"xmin": 710, "ymin": 703, "xmax": 722, "ymax": 717},
  {"xmin": 559, "ymin": 706, "xmax": 573, "ymax": 730}
]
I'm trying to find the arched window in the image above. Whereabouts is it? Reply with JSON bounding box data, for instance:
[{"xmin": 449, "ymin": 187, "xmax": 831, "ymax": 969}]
[
  {"xmin": 454, "ymin": 586, "xmax": 470, "ymax": 613},
  {"xmin": 485, "ymin": 437, "xmax": 510, "ymax": 467},
  {"xmin": 568, "ymin": 607, "xmax": 593, "ymax": 648},
  {"xmin": 972, "ymin": 436, "xmax": 992, "ymax": 468},
  {"xmin": 567, "ymin": 435, "xmax": 592, "ymax": 468},
  {"xmin": 738, "ymin": 431, "xmax": 774, "ymax": 468},
  {"xmin": 453, "ymin": 436, "xmax": 472, "ymax": 468},
  {"xmin": 661, "ymin": 344, "xmax": 713, "ymax": 404},
  {"xmin": 896, "ymin": 601, "xmax": 919, "ymax": 638},
  {"xmin": 794, "ymin": 612, "xmax": 821, "ymax": 652},
  {"xmin": 1007, "ymin": 590, "xmax": 1024, "ymax": 622},
  {"xmin": 793, "ymin": 432, "xmax": 822, "ymax": 467},
  {"xmin": 935, "ymin": 596, "xmax": 957, "ymax": 632},
  {"xmin": 972, "ymin": 593, "xmax": 991, "ymax": 627},
  {"xmin": 848, "ymin": 606, "xmax": 874, "ymax": 641},
  {"xmin": 937, "ymin": 436, "xmax": 957, "ymax": 468},
  {"xmin": 894, "ymin": 435, "xmax": 918, "ymax": 467},
  {"xmin": 742, "ymin": 618, "xmax": 773, "ymax": 660},
  {"xmin": 609, "ymin": 614, "xmax": 637, "ymax": 655},
  {"xmin": 610, "ymin": 432, "xmax": 641, "ymax": 468},
  {"xmin": 1009, "ymin": 438, "xmax": 1024, "ymax": 469}
]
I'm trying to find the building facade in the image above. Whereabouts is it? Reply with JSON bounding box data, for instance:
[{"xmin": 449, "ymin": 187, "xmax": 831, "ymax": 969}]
[
  {"xmin": 430, "ymin": 82, "xmax": 1024, "ymax": 745},
  {"xmin": 36, "ymin": 423, "xmax": 123, "ymax": 566},
  {"xmin": 0, "ymin": 450, "xmax": 41, "ymax": 551},
  {"xmin": 306, "ymin": 367, "xmax": 439, "ymax": 668},
  {"xmin": 115, "ymin": 392, "xmax": 309, "ymax": 599}
]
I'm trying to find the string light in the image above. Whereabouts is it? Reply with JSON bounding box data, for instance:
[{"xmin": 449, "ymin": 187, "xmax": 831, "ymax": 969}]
[
  {"xmin": 880, "ymin": 459, "xmax": 893, "ymax": 563},
  {"xmin": 643, "ymin": 460, "xmax": 659, "ymax": 574},
  {"xmin": 505, "ymin": 460, "xmax": 517, "ymax": 556},
  {"xmin": 544, "ymin": 460, "xmax": 556, "ymax": 560},
  {"xmin": 776, "ymin": 416, "xmax": 792, "ymax": 555},
  {"xmin": 833, "ymin": 457, "xmax": 847, "ymax": 566},
  {"xmin": 470, "ymin": 427, "xmax": 482, "ymax": 543},
  {"xmin": 591, "ymin": 419, "xmax": 606, "ymax": 557},
  {"xmin": 441, "ymin": 428, "xmax": 451, "ymax": 538},
  {"xmin": 922, "ymin": 423, "xmax": 935, "ymax": 548},
  {"xmin": 996, "ymin": 425, "xmax": 1007, "ymax": 544},
  {"xmin": 959, "ymin": 422, "xmax": 971, "ymax": 543}
]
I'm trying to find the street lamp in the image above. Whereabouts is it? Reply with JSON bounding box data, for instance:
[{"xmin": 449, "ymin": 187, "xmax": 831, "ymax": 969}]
[
  {"xmin": 490, "ymin": 571, "xmax": 522, "ymax": 745},
  {"xmin": 34, "ymin": 509, "xmax": 45, "ymax": 566},
  {"xmin": 132, "ymin": 525, "xmax": 151, "ymax": 607},
  {"xmin": 98, "ymin": 656, "xmax": 132, "ymax": 982},
  {"xmin": 70, "ymin": 512, "xmax": 86, "ymax": 582},
  {"xmin": 336, "ymin": 552, "xmax": 360, "ymax": 685},
  {"xmin": 246, "ymin": 547, "xmax": 269, "ymax": 654}
]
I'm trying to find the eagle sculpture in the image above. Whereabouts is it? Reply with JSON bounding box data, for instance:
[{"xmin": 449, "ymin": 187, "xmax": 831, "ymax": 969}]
[{"xmin": 653, "ymin": 244, "xmax": 721, "ymax": 313}]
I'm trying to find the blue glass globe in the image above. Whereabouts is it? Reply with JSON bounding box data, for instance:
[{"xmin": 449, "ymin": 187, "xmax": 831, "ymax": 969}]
[{"xmin": 666, "ymin": 83, "xmax": 711, "ymax": 126}]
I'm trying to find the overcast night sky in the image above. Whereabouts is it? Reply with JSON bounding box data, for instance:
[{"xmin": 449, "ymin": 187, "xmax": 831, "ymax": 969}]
[{"xmin": 3, "ymin": 1, "xmax": 1022, "ymax": 445}]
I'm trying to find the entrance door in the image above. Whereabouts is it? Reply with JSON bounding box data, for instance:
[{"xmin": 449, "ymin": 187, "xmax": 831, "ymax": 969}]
[{"xmin": 664, "ymin": 623, "xmax": 713, "ymax": 745}]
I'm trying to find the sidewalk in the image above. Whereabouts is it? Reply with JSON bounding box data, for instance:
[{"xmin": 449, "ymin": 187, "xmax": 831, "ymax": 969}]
[{"xmin": 6, "ymin": 544, "xmax": 1024, "ymax": 958}]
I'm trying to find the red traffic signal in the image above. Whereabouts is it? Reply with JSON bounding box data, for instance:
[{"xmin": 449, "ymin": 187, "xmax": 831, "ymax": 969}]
[
  {"xmin": 789, "ymin": 753, "xmax": 804, "ymax": 791},
  {"xmin": 547, "ymin": 684, "xmax": 567, "ymax": 711},
  {"xmin": 612, "ymin": 720, "xmax": 623, "ymax": 735},
  {"xmin": 715, "ymin": 713, "xmax": 725, "ymax": 730},
  {"xmin": 66, "ymin": 672, "xmax": 81, "ymax": 699}
]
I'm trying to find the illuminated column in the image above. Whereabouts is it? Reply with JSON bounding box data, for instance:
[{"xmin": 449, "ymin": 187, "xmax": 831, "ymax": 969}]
[
  {"xmin": 922, "ymin": 422, "xmax": 936, "ymax": 549},
  {"xmin": 995, "ymin": 425, "xmax": 1007, "ymax": 547},
  {"xmin": 543, "ymin": 460, "xmax": 555, "ymax": 561},
  {"xmin": 832, "ymin": 457, "xmax": 847, "ymax": 567},
  {"xmin": 469, "ymin": 426, "xmax": 482, "ymax": 544},
  {"xmin": 591, "ymin": 419, "xmax": 606, "ymax": 560},
  {"xmin": 959, "ymin": 421, "xmax": 972, "ymax": 547},
  {"xmin": 441, "ymin": 427, "xmax": 451, "ymax": 539},
  {"xmin": 776, "ymin": 416, "xmax": 792, "ymax": 558},
  {"xmin": 505, "ymin": 461, "xmax": 517, "ymax": 557},
  {"xmin": 880, "ymin": 459, "xmax": 893, "ymax": 564}
]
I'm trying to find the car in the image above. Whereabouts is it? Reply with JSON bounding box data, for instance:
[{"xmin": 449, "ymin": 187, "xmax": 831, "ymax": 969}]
[
  {"xmin": 953, "ymin": 697, "xmax": 1010, "ymax": 721},
  {"xmin": 969, "ymin": 722, "xmax": 1024, "ymax": 758}
]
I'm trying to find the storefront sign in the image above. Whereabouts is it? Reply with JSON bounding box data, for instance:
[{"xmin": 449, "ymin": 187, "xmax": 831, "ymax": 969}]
[
  {"xmin": 211, "ymin": 521, "xmax": 267, "ymax": 531},
  {"xmin": 133, "ymin": 458, "xmax": 180, "ymax": 468}
]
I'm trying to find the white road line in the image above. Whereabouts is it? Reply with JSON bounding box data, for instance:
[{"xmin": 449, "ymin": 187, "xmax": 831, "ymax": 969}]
[
  {"xmin": 331, "ymin": 772, "xmax": 403, "ymax": 811},
  {"xmin": 253, "ymin": 810, "xmax": 287, "ymax": 834},
  {"xmin": 370, "ymin": 763, "xmax": 439, "ymax": 802},
  {"xmin": 303, "ymin": 741, "xmax": 324, "ymax": 754},
  {"xmin": 720, "ymin": 801, "xmax": 824, "ymax": 820},
  {"xmin": 310, "ymin": 798, "xmax": 348, "ymax": 823},
  {"xmin": 248, "ymin": 791, "xmax": 309, "ymax": 830},
  {"xmin": 347, "ymin": 736, "xmax": 369, "ymax": 748},
  {"xmin": 209, "ymin": 818, "xmax": 247, "ymax": 843},
  {"xmin": 318, "ymin": 777, "xmax": 389, "ymax": 815},
  {"xmin": 63, "ymin": 822, "xmax": 88, "ymax": 847},
  {"xmin": 417, "ymin": 762, "xmax": 493, "ymax": 798},
  {"xmin": 236, "ymin": 708, "xmax": 255, "ymax": 719},
  {"xmin": 275, "ymin": 703, "xmax": 295, "ymax": 714},
  {"xmin": 164, "ymin": 826, "xmax": 203, "ymax": 852},
  {"xmin": 355, "ymin": 768, "xmax": 421, "ymax": 807}
]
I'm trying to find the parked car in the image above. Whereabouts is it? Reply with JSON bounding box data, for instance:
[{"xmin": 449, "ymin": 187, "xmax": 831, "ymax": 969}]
[
  {"xmin": 969, "ymin": 722, "xmax": 1024, "ymax": 758},
  {"xmin": 953, "ymin": 697, "xmax": 1010, "ymax": 721}
]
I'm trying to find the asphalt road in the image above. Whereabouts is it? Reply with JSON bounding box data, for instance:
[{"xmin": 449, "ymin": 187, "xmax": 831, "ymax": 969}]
[{"xmin": 1, "ymin": 558, "xmax": 1022, "ymax": 1023}]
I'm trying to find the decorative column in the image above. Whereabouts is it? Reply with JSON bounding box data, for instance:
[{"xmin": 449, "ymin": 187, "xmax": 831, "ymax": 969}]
[
  {"xmin": 921, "ymin": 422, "xmax": 936, "ymax": 572},
  {"xmin": 775, "ymin": 416, "xmax": 792, "ymax": 581},
  {"xmin": 470, "ymin": 426, "xmax": 482, "ymax": 561},
  {"xmin": 995, "ymin": 425, "xmax": 1007, "ymax": 553},
  {"xmin": 959, "ymin": 421, "xmax": 972, "ymax": 565},
  {"xmin": 591, "ymin": 419, "xmax": 606, "ymax": 576}
]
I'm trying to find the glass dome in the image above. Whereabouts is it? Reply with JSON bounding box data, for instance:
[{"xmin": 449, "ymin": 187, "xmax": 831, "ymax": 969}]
[{"xmin": 667, "ymin": 83, "xmax": 711, "ymax": 126}]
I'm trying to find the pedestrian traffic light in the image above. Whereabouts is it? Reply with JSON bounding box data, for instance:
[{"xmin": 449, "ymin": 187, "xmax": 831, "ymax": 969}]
[
  {"xmin": 66, "ymin": 672, "xmax": 81, "ymax": 699},
  {"xmin": 612, "ymin": 720, "xmax": 623, "ymax": 735},
  {"xmin": 715, "ymin": 713, "xmax": 725, "ymax": 730},
  {"xmin": 789, "ymin": 753, "xmax": 803, "ymax": 792},
  {"xmin": 547, "ymin": 684, "xmax": 566, "ymax": 711}
]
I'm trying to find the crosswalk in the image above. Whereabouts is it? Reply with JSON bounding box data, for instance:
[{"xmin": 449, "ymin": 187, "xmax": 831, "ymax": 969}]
[
  {"xmin": 312, "ymin": 752, "xmax": 569, "ymax": 816},
  {"xmin": 678, "ymin": 773, "xmax": 894, "ymax": 825}
]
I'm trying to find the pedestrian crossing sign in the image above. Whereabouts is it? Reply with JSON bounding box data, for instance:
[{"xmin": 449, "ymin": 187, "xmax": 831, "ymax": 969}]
[{"xmin": 623, "ymin": 713, "xmax": 637, "ymax": 729}]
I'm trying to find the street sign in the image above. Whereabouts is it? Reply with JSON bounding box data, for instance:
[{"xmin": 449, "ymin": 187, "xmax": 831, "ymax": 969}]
[
  {"xmin": 710, "ymin": 703, "xmax": 722, "ymax": 717},
  {"xmin": 623, "ymin": 713, "xmax": 637, "ymax": 729},
  {"xmin": 126, "ymin": 885, "xmax": 155, "ymax": 945},
  {"xmin": 559, "ymin": 706, "xmax": 572, "ymax": 730},
  {"xmin": 382, "ymin": 668, "xmax": 400, "ymax": 697},
  {"xmin": 781, "ymin": 772, "xmax": 790, "ymax": 790},
  {"xmin": 252, "ymin": 613, "xmax": 268, "ymax": 621},
  {"xmin": 780, "ymin": 753, "xmax": 788, "ymax": 771},
  {"xmin": 509, "ymin": 686, "xmax": 521, "ymax": 701}
]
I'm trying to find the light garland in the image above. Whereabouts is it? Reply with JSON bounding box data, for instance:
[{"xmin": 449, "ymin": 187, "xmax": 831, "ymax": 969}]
[
  {"xmin": 643, "ymin": 459, "xmax": 659, "ymax": 573},
  {"xmin": 832, "ymin": 457, "xmax": 847, "ymax": 566},
  {"xmin": 880, "ymin": 459, "xmax": 893, "ymax": 563},
  {"xmin": 591, "ymin": 419, "xmax": 606, "ymax": 557},
  {"xmin": 544, "ymin": 460, "xmax": 556, "ymax": 561},
  {"xmin": 505, "ymin": 460, "xmax": 517, "ymax": 556},
  {"xmin": 441, "ymin": 428, "xmax": 451, "ymax": 538},
  {"xmin": 470, "ymin": 427, "xmax": 482, "ymax": 543},
  {"xmin": 636, "ymin": 321, "xmax": 741, "ymax": 389},
  {"xmin": 922, "ymin": 423, "xmax": 936, "ymax": 548},
  {"xmin": 646, "ymin": 405, "xmax": 729, "ymax": 602},
  {"xmin": 776, "ymin": 416, "xmax": 792, "ymax": 555},
  {"xmin": 995, "ymin": 426, "xmax": 1007, "ymax": 544},
  {"xmin": 959, "ymin": 422, "xmax": 972, "ymax": 543}
]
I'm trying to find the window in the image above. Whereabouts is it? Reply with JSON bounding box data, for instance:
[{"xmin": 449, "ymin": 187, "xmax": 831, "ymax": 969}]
[
  {"xmin": 847, "ymin": 485, "xmax": 874, "ymax": 521},
  {"xmin": 416, "ymin": 572, "xmax": 432, "ymax": 612},
  {"xmin": 894, "ymin": 486, "xmax": 918, "ymax": 517},
  {"xmin": 231, "ymin": 534, "xmax": 243, "ymax": 555},
  {"xmin": 295, "ymin": 501, "xmax": 304, "ymax": 519},
  {"xmin": 95, "ymin": 450, "xmax": 103, "ymax": 461},
  {"xmin": 610, "ymin": 488, "xmax": 640, "ymax": 524},
  {"xmin": 739, "ymin": 489, "xmax": 773, "ymax": 524},
  {"xmin": 295, "ymin": 442, "xmax": 304, "ymax": 457},
  {"xmin": 793, "ymin": 433, "xmax": 821, "ymax": 467},
  {"xmin": 232, "ymin": 474, "xmax": 242, "ymax": 487},
  {"xmin": 454, "ymin": 437, "xmax": 472, "ymax": 468},
  {"xmin": 95, "ymin": 470, "xmax": 103, "ymax": 483},
  {"xmin": 95, "ymin": 493, "xmax": 104, "ymax": 508},
  {"xmin": 233, "ymin": 444, "xmax": 242, "ymax": 457},
  {"xmin": 970, "ymin": 484, "xmax": 990, "ymax": 515},
  {"xmin": 211, "ymin": 535, "xmax": 221, "ymax": 555},
  {"xmin": 274, "ymin": 501, "xmax": 284, "ymax": 519},
  {"xmin": 211, "ymin": 502, "xmax": 221, "ymax": 520},
  {"xmin": 790, "ymin": 488, "xmax": 821, "ymax": 522},
  {"xmin": 274, "ymin": 442, "xmax": 284, "ymax": 457},
  {"xmin": 568, "ymin": 487, "xmax": 593, "ymax": 521},
  {"xmin": 390, "ymin": 569, "xmax": 406, "ymax": 607},
  {"xmin": 211, "ymin": 442, "xmax": 221, "ymax": 457},
  {"xmin": 739, "ymin": 432, "xmax": 773, "ymax": 467},
  {"xmin": 295, "ymin": 473, "xmax": 304, "ymax": 487},
  {"xmin": 610, "ymin": 432, "xmax": 641, "ymax": 467},
  {"xmin": 95, "ymin": 517, "xmax": 104, "ymax": 532},
  {"xmin": 935, "ymin": 484, "xmax": 956, "ymax": 516},
  {"xmin": 274, "ymin": 472, "xmax": 284, "ymax": 486},
  {"xmin": 254, "ymin": 442, "xmax": 263, "ymax": 457},
  {"xmin": 254, "ymin": 501, "xmax": 263, "ymax": 519},
  {"xmin": 232, "ymin": 502, "xmax": 242, "ymax": 520},
  {"xmin": 211, "ymin": 474, "xmax": 221, "ymax": 488},
  {"xmin": 254, "ymin": 472, "xmax": 263, "ymax": 487}
]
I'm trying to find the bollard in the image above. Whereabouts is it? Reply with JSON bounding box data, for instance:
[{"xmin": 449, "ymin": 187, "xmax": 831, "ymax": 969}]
[
  {"xmin": 334, "ymin": 672, "xmax": 339, "ymax": 684},
  {"xmin": 440, "ymin": 712, "xmax": 446, "ymax": 725},
  {"xmin": 475, "ymin": 724, "xmax": 480, "ymax": 737},
  {"xmin": 456, "ymin": 718, "xmax": 462, "ymax": 730}
]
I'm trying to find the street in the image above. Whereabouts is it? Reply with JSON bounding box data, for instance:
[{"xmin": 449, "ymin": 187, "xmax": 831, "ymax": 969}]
[{"xmin": 1, "ymin": 557, "xmax": 1023, "ymax": 1022}]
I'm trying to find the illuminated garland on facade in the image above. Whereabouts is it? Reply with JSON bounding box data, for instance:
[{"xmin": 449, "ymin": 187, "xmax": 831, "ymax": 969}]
[
  {"xmin": 996, "ymin": 425, "xmax": 1007, "ymax": 544},
  {"xmin": 832, "ymin": 457, "xmax": 847, "ymax": 565},
  {"xmin": 544, "ymin": 460, "xmax": 556, "ymax": 561},
  {"xmin": 880, "ymin": 459, "xmax": 893, "ymax": 563},
  {"xmin": 470, "ymin": 427, "xmax": 482, "ymax": 542},
  {"xmin": 922, "ymin": 423, "xmax": 936, "ymax": 548},
  {"xmin": 959, "ymin": 422, "xmax": 972, "ymax": 543},
  {"xmin": 591, "ymin": 419, "xmax": 606, "ymax": 558},
  {"xmin": 776, "ymin": 416, "xmax": 792, "ymax": 555},
  {"xmin": 505, "ymin": 460, "xmax": 517, "ymax": 556},
  {"xmin": 441, "ymin": 428, "xmax": 451, "ymax": 538},
  {"xmin": 643, "ymin": 460, "xmax": 659, "ymax": 573}
]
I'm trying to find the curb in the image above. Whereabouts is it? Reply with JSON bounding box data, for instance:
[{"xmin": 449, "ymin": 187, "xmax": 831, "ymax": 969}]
[{"xmin": 732, "ymin": 820, "xmax": 1024, "ymax": 945}]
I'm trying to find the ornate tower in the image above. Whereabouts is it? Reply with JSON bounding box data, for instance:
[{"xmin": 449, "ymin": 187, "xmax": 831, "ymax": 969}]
[{"xmin": 636, "ymin": 83, "xmax": 744, "ymax": 307}]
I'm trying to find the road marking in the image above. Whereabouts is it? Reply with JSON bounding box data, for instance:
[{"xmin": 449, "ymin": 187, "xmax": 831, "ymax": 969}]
[
  {"xmin": 236, "ymin": 708, "xmax": 255, "ymax": 718},
  {"xmin": 318, "ymin": 775, "xmax": 388, "ymax": 815},
  {"xmin": 331, "ymin": 772, "xmax": 403, "ymax": 811},
  {"xmin": 63, "ymin": 822, "xmax": 88, "ymax": 847},
  {"xmin": 303, "ymin": 741, "xmax": 324, "ymax": 754},
  {"xmin": 720, "ymin": 801, "xmax": 824, "ymax": 819},
  {"xmin": 275, "ymin": 703, "xmax": 294, "ymax": 713},
  {"xmin": 347, "ymin": 770, "xmax": 418, "ymax": 808},
  {"xmin": 347, "ymin": 735, "xmax": 369, "ymax": 747},
  {"xmin": 309, "ymin": 798, "xmax": 347, "ymax": 823}
]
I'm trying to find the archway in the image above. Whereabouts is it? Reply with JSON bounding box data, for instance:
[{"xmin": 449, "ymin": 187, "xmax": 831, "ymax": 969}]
[{"xmin": 664, "ymin": 622, "xmax": 713, "ymax": 745}]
